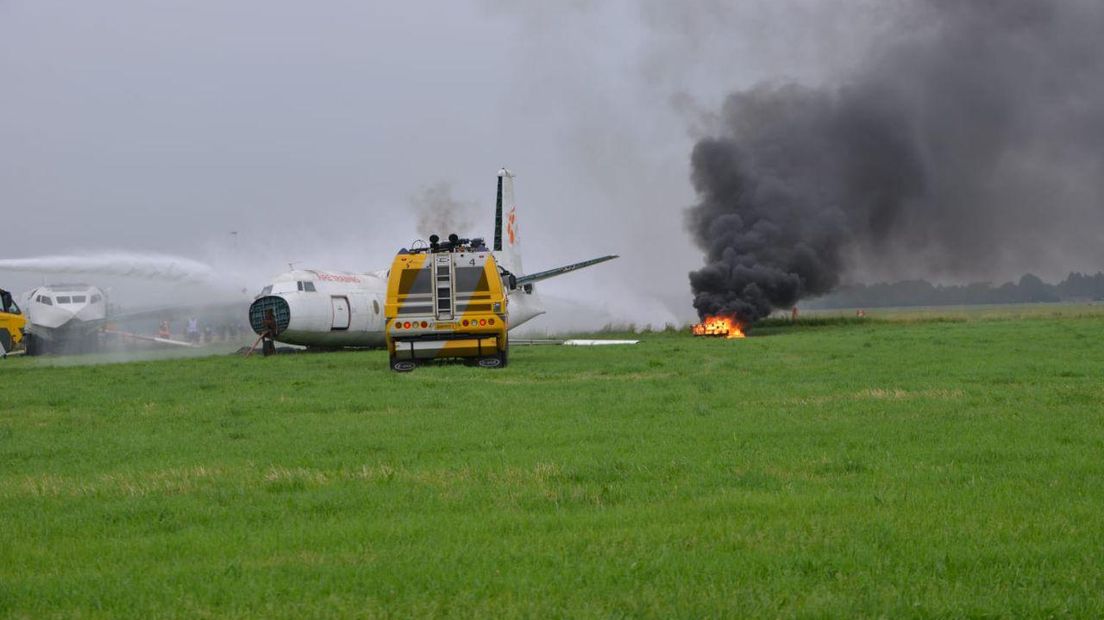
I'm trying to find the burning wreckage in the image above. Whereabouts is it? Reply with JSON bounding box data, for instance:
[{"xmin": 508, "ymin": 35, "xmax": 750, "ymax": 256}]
[{"xmin": 690, "ymin": 315, "xmax": 747, "ymax": 339}]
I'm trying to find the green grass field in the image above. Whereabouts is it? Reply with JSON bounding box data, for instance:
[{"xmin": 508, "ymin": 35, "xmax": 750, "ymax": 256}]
[{"xmin": 2, "ymin": 308, "xmax": 1103, "ymax": 617}]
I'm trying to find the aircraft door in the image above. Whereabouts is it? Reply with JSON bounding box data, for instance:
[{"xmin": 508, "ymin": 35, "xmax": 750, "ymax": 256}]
[{"xmin": 331, "ymin": 296, "xmax": 351, "ymax": 330}]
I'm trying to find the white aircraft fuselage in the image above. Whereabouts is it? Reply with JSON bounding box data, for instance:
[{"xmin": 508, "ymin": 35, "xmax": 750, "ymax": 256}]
[
  {"xmin": 253, "ymin": 270, "xmax": 388, "ymax": 348},
  {"xmin": 248, "ymin": 267, "xmax": 547, "ymax": 349}
]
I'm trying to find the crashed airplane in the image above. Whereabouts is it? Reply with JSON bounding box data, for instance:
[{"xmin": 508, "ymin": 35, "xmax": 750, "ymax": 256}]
[{"xmin": 248, "ymin": 168, "xmax": 617, "ymax": 349}]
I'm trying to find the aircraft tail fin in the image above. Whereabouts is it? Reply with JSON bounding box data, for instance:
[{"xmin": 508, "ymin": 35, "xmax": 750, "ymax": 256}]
[{"xmin": 494, "ymin": 168, "xmax": 523, "ymax": 274}]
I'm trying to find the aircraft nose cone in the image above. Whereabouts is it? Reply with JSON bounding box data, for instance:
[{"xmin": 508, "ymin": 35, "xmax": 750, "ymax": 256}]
[
  {"xmin": 248, "ymin": 296, "xmax": 290, "ymax": 336},
  {"xmin": 32, "ymin": 301, "xmax": 77, "ymax": 327}
]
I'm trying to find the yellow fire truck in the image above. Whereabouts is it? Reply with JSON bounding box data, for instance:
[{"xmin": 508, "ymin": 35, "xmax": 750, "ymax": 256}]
[
  {"xmin": 385, "ymin": 234, "xmax": 509, "ymax": 371},
  {"xmin": 0, "ymin": 288, "xmax": 27, "ymax": 358}
]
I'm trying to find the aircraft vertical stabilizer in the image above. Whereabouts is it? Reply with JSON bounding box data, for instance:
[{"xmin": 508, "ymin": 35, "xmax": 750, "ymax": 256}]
[{"xmin": 494, "ymin": 168, "xmax": 523, "ymax": 275}]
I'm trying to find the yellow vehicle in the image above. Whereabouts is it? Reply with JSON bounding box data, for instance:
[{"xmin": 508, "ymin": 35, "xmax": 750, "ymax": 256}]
[
  {"xmin": 385, "ymin": 234, "xmax": 508, "ymax": 371},
  {"xmin": 0, "ymin": 288, "xmax": 27, "ymax": 357}
]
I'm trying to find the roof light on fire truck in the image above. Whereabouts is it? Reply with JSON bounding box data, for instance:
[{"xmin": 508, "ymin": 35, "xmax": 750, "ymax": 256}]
[
  {"xmin": 488, "ymin": 318, "xmax": 495, "ymax": 325},
  {"xmin": 394, "ymin": 321, "xmax": 402, "ymax": 329},
  {"xmin": 462, "ymin": 319, "xmax": 469, "ymax": 326},
  {"xmin": 479, "ymin": 319, "xmax": 486, "ymax": 326},
  {"xmin": 403, "ymin": 322, "xmax": 411, "ymax": 329},
  {"xmin": 420, "ymin": 321, "xmax": 428, "ymax": 328}
]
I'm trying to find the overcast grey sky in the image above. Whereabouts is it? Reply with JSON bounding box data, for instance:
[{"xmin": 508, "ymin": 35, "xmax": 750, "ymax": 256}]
[
  {"xmin": 9, "ymin": 1, "xmax": 1087, "ymax": 324},
  {"xmin": 0, "ymin": 1, "xmax": 704, "ymax": 322}
]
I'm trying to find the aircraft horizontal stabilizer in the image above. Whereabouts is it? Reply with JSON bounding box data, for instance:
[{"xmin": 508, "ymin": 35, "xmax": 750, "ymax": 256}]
[{"xmin": 515, "ymin": 255, "xmax": 618, "ymax": 286}]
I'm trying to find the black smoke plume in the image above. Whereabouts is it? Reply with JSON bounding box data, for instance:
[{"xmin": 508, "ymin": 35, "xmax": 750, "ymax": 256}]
[{"xmin": 687, "ymin": 0, "xmax": 1104, "ymax": 323}]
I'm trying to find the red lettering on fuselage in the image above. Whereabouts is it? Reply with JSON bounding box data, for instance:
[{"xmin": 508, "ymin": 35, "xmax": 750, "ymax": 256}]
[{"xmin": 316, "ymin": 273, "xmax": 361, "ymax": 283}]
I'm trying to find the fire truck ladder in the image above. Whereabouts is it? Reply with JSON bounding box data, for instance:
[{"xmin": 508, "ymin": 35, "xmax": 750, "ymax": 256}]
[{"xmin": 434, "ymin": 254, "xmax": 454, "ymax": 321}]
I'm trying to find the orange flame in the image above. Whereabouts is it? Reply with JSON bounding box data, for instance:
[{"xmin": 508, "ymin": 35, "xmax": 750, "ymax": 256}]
[{"xmin": 691, "ymin": 315, "xmax": 746, "ymax": 339}]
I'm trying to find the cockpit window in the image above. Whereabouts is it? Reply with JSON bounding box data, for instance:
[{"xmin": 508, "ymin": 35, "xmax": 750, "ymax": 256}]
[
  {"xmin": 57, "ymin": 296, "xmax": 72, "ymax": 304},
  {"xmin": 260, "ymin": 285, "xmax": 273, "ymax": 296},
  {"xmin": 90, "ymin": 294, "xmax": 102, "ymax": 303},
  {"xmin": 0, "ymin": 291, "xmax": 18, "ymax": 314},
  {"xmin": 302, "ymin": 281, "xmax": 316, "ymax": 292},
  {"xmin": 72, "ymin": 295, "xmax": 86, "ymax": 303},
  {"xmin": 38, "ymin": 296, "xmax": 53, "ymax": 306}
]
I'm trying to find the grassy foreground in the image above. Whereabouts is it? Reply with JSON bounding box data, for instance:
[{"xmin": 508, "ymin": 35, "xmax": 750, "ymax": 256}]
[{"xmin": 1, "ymin": 310, "xmax": 1103, "ymax": 617}]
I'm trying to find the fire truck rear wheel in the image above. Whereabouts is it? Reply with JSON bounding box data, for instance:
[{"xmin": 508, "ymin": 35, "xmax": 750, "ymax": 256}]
[{"xmin": 390, "ymin": 357, "xmax": 416, "ymax": 373}]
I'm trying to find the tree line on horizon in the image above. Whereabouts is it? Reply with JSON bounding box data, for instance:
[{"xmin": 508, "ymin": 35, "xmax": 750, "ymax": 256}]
[{"xmin": 807, "ymin": 272, "xmax": 1104, "ymax": 309}]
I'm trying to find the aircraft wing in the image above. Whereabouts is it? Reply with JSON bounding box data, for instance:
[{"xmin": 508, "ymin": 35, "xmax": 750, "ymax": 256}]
[
  {"xmin": 101, "ymin": 328, "xmax": 197, "ymax": 348},
  {"xmin": 515, "ymin": 255, "xmax": 618, "ymax": 286}
]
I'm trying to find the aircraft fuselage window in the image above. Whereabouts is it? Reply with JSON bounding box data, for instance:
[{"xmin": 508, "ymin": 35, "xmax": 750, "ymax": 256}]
[
  {"xmin": 57, "ymin": 296, "xmax": 72, "ymax": 304},
  {"xmin": 72, "ymin": 295, "xmax": 86, "ymax": 303}
]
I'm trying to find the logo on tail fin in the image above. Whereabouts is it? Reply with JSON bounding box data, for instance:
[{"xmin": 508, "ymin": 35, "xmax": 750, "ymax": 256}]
[{"xmin": 506, "ymin": 206, "xmax": 517, "ymax": 246}]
